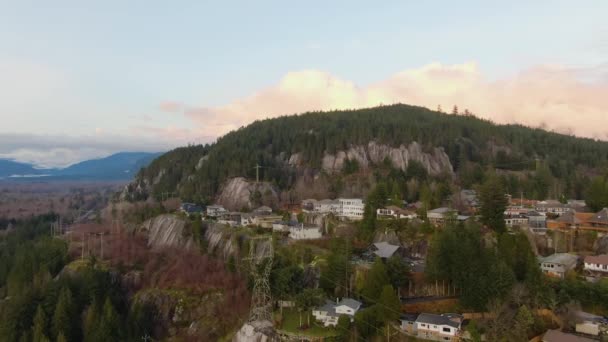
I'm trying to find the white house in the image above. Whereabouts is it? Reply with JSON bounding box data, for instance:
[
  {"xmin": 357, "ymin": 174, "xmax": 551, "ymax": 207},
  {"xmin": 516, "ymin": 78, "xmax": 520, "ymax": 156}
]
[
  {"xmin": 337, "ymin": 198, "xmax": 364, "ymax": 220},
  {"xmin": 415, "ymin": 313, "xmax": 463, "ymax": 341},
  {"xmin": 312, "ymin": 298, "xmax": 362, "ymax": 327},
  {"xmin": 505, "ymin": 214, "xmax": 529, "ymax": 227},
  {"xmin": 377, "ymin": 205, "xmax": 418, "ymax": 219},
  {"xmin": 288, "ymin": 223, "xmax": 322, "ymax": 240},
  {"xmin": 535, "ymin": 200, "xmax": 571, "ymax": 216},
  {"xmin": 315, "ymin": 199, "xmax": 340, "ymax": 214},
  {"xmin": 206, "ymin": 205, "xmax": 228, "ymax": 218},
  {"xmin": 584, "ymin": 255, "xmax": 608, "ymax": 274},
  {"xmin": 538, "ymin": 253, "xmax": 578, "ymax": 278}
]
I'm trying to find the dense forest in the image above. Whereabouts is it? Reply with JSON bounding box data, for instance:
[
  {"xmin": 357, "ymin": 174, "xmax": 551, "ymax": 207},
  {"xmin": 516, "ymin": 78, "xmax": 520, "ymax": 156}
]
[
  {"xmin": 129, "ymin": 104, "xmax": 608, "ymax": 204},
  {"xmin": 0, "ymin": 213, "xmax": 249, "ymax": 342}
]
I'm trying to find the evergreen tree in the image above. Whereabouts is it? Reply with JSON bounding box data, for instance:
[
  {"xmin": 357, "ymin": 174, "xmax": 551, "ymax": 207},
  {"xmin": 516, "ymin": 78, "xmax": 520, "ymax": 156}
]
[
  {"xmin": 53, "ymin": 287, "xmax": 74, "ymax": 342},
  {"xmin": 335, "ymin": 315, "xmax": 351, "ymax": 342},
  {"xmin": 361, "ymin": 258, "xmax": 390, "ymax": 304},
  {"xmin": 479, "ymin": 175, "xmax": 508, "ymax": 233},
  {"xmin": 386, "ymin": 256, "xmax": 411, "ymax": 290},
  {"xmin": 32, "ymin": 305, "xmax": 50, "ymax": 342},
  {"xmin": 98, "ymin": 297, "xmax": 120, "ymax": 341},
  {"xmin": 377, "ymin": 285, "xmax": 400, "ymax": 323}
]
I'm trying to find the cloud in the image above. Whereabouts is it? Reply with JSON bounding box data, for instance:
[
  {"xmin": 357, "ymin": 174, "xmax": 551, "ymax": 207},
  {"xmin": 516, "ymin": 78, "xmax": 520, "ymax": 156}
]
[
  {"xmin": 179, "ymin": 62, "xmax": 608, "ymax": 140},
  {"xmin": 159, "ymin": 101, "xmax": 183, "ymax": 113},
  {"xmin": 0, "ymin": 133, "xmax": 174, "ymax": 168}
]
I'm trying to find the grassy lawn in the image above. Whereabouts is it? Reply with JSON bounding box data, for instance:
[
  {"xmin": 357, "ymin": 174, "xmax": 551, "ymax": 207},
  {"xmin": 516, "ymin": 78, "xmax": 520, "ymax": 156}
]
[{"xmin": 276, "ymin": 308, "xmax": 340, "ymax": 337}]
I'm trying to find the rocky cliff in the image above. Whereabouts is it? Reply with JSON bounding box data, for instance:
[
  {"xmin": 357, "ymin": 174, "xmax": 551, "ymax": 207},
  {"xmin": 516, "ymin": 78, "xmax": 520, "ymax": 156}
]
[
  {"xmin": 140, "ymin": 214, "xmax": 195, "ymax": 250},
  {"xmin": 319, "ymin": 141, "xmax": 453, "ymax": 175},
  {"xmin": 216, "ymin": 177, "xmax": 280, "ymax": 211}
]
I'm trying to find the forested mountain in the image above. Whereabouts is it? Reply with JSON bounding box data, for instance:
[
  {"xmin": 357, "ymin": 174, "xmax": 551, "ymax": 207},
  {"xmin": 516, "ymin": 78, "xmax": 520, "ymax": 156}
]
[{"xmin": 129, "ymin": 104, "xmax": 608, "ymax": 205}]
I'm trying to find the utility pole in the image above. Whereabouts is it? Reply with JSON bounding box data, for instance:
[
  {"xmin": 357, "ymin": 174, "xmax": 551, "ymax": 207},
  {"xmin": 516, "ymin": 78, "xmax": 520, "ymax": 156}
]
[
  {"xmin": 81, "ymin": 232, "xmax": 85, "ymax": 259},
  {"xmin": 254, "ymin": 164, "xmax": 262, "ymax": 183}
]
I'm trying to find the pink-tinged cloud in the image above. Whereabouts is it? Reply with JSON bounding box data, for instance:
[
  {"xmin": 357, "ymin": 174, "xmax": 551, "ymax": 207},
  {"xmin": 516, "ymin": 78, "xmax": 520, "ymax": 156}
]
[
  {"xmin": 177, "ymin": 62, "xmax": 608, "ymax": 140},
  {"xmin": 159, "ymin": 101, "xmax": 183, "ymax": 113}
]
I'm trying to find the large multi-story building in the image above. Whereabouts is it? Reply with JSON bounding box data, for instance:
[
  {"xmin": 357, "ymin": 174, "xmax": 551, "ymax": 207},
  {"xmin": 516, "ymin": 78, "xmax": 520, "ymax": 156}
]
[{"xmin": 337, "ymin": 198, "xmax": 364, "ymax": 220}]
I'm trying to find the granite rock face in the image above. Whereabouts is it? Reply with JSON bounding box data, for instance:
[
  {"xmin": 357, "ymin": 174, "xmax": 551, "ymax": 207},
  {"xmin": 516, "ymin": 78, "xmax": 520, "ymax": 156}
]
[
  {"xmin": 320, "ymin": 141, "xmax": 453, "ymax": 175},
  {"xmin": 216, "ymin": 177, "xmax": 279, "ymax": 211},
  {"xmin": 140, "ymin": 214, "xmax": 195, "ymax": 250}
]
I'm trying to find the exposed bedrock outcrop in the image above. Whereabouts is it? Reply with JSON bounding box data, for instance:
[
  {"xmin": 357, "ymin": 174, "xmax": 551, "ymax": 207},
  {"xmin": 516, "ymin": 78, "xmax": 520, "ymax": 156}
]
[
  {"xmin": 216, "ymin": 177, "xmax": 280, "ymax": 211},
  {"xmin": 319, "ymin": 141, "xmax": 453, "ymax": 175},
  {"xmin": 140, "ymin": 214, "xmax": 195, "ymax": 250}
]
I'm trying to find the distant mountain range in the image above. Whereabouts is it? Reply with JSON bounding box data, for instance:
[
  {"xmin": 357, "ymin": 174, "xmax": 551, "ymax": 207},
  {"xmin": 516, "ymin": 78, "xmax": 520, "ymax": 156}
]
[{"xmin": 0, "ymin": 152, "xmax": 162, "ymax": 181}]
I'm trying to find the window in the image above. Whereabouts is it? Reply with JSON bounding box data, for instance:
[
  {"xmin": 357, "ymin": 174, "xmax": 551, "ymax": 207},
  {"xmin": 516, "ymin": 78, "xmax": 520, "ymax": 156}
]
[
  {"xmin": 421, "ymin": 324, "xmax": 426, "ymax": 327},
  {"xmin": 443, "ymin": 327, "xmax": 451, "ymax": 333}
]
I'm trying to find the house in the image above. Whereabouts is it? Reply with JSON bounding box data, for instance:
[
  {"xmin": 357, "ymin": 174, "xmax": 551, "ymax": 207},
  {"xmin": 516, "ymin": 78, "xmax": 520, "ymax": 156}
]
[
  {"xmin": 504, "ymin": 206, "xmax": 529, "ymax": 217},
  {"xmin": 251, "ymin": 213, "xmax": 284, "ymax": 229},
  {"xmin": 377, "ymin": 205, "xmax": 418, "ymax": 219},
  {"xmin": 574, "ymin": 311, "xmax": 607, "ymax": 337},
  {"xmin": 312, "ymin": 298, "xmax": 362, "ymax": 327},
  {"xmin": 337, "ymin": 198, "xmax": 365, "ymax": 220},
  {"xmin": 253, "ymin": 206, "xmax": 273, "ymax": 216},
  {"xmin": 179, "ymin": 203, "xmax": 203, "ymax": 215},
  {"xmin": 584, "ymin": 254, "xmax": 608, "ymax": 274},
  {"xmin": 538, "ymin": 253, "xmax": 578, "ymax": 278},
  {"xmin": 315, "ymin": 199, "xmax": 340, "ymax": 214},
  {"xmin": 415, "ymin": 313, "xmax": 463, "ymax": 341},
  {"xmin": 301, "ymin": 199, "xmax": 318, "ymax": 212},
  {"xmin": 288, "ymin": 223, "xmax": 322, "ymax": 240},
  {"xmin": 400, "ymin": 313, "xmax": 419, "ymax": 334},
  {"xmin": 427, "ymin": 207, "xmax": 469, "ymax": 226},
  {"xmin": 535, "ymin": 200, "xmax": 571, "ymax": 216},
  {"xmin": 206, "ymin": 205, "xmax": 228, "ymax": 218},
  {"xmin": 427, "ymin": 207, "xmax": 457, "ymax": 226},
  {"xmin": 527, "ymin": 210, "xmax": 547, "ymax": 233},
  {"xmin": 505, "ymin": 214, "xmax": 528, "ymax": 227},
  {"xmin": 542, "ymin": 329, "xmax": 595, "ymax": 342},
  {"xmin": 371, "ymin": 241, "xmax": 401, "ymax": 259},
  {"xmin": 217, "ymin": 212, "xmax": 254, "ymax": 227}
]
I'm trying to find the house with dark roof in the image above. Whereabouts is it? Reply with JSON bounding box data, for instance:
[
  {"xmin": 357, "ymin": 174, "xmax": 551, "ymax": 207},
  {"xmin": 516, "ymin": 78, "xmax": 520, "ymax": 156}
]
[
  {"xmin": 179, "ymin": 203, "xmax": 203, "ymax": 215},
  {"xmin": 312, "ymin": 298, "xmax": 362, "ymax": 327},
  {"xmin": 371, "ymin": 241, "xmax": 401, "ymax": 259},
  {"xmin": 415, "ymin": 313, "xmax": 463, "ymax": 341}
]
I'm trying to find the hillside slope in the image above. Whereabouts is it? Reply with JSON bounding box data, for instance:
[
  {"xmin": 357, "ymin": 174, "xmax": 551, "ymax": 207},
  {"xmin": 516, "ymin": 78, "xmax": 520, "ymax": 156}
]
[{"xmin": 126, "ymin": 104, "xmax": 608, "ymax": 206}]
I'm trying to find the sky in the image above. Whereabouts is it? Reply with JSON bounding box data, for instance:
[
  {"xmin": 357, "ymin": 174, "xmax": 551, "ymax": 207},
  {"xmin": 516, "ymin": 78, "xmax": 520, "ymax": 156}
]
[{"xmin": 0, "ymin": 1, "xmax": 607, "ymax": 168}]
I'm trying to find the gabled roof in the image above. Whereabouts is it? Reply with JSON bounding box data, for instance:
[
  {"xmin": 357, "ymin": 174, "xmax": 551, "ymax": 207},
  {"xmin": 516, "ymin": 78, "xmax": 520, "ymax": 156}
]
[
  {"xmin": 373, "ymin": 242, "xmax": 400, "ymax": 258},
  {"xmin": 416, "ymin": 313, "xmax": 461, "ymax": 328},
  {"xmin": 337, "ymin": 298, "xmax": 362, "ymax": 310},
  {"xmin": 555, "ymin": 210, "xmax": 581, "ymax": 224},
  {"xmin": 588, "ymin": 208, "xmax": 608, "ymax": 224},
  {"xmin": 428, "ymin": 207, "xmax": 453, "ymax": 214},
  {"xmin": 585, "ymin": 254, "xmax": 608, "ymax": 265},
  {"xmin": 539, "ymin": 253, "xmax": 578, "ymax": 267}
]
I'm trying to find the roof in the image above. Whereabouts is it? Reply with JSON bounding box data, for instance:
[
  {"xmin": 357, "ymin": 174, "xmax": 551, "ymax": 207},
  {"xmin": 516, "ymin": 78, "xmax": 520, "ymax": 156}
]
[
  {"xmin": 539, "ymin": 253, "xmax": 578, "ymax": 266},
  {"xmin": 416, "ymin": 313, "xmax": 461, "ymax": 328},
  {"xmin": 373, "ymin": 242, "xmax": 400, "ymax": 258},
  {"xmin": 555, "ymin": 210, "xmax": 581, "ymax": 224},
  {"xmin": 428, "ymin": 207, "xmax": 453, "ymax": 214},
  {"xmin": 318, "ymin": 199, "xmax": 338, "ymax": 205},
  {"xmin": 400, "ymin": 313, "xmax": 419, "ymax": 322},
  {"xmin": 588, "ymin": 208, "xmax": 608, "ymax": 224},
  {"xmin": 585, "ymin": 254, "xmax": 608, "ymax": 265},
  {"xmin": 254, "ymin": 206, "xmax": 272, "ymax": 212},
  {"xmin": 337, "ymin": 298, "xmax": 362, "ymax": 310},
  {"xmin": 542, "ymin": 329, "xmax": 595, "ymax": 342}
]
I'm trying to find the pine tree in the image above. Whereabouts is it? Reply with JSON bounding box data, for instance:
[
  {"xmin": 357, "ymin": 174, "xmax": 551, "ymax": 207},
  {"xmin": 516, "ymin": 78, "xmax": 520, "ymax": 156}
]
[
  {"xmin": 53, "ymin": 287, "xmax": 74, "ymax": 342},
  {"xmin": 377, "ymin": 285, "xmax": 400, "ymax": 323},
  {"xmin": 32, "ymin": 305, "xmax": 50, "ymax": 342},
  {"xmin": 479, "ymin": 175, "xmax": 508, "ymax": 233},
  {"xmin": 361, "ymin": 258, "xmax": 390, "ymax": 304},
  {"xmin": 98, "ymin": 297, "xmax": 120, "ymax": 341}
]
